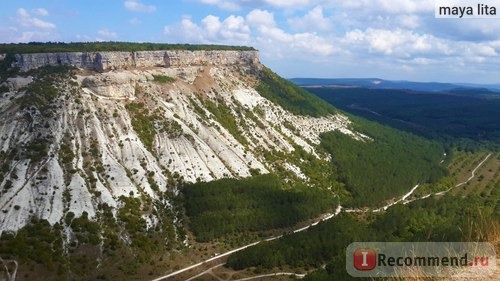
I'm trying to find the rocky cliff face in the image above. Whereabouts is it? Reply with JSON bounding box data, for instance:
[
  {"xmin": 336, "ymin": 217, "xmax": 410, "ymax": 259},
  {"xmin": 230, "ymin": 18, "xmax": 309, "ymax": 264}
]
[
  {"xmin": 0, "ymin": 49, "xmax": 371, "ymax": 280},
  {"xmin": 0, "ymin": 50, "xmax": 364, "ymax": 236},
  {"xmin": 13, "ymin": 50, "xmax": 260, "ymax": 72}
]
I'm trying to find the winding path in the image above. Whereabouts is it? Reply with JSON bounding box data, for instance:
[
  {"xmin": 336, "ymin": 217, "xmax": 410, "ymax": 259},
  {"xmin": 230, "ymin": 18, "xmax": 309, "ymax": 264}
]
[
  {"xmin": 150, "ymin": 153, "xmax": 493, "ymax": 281},
  {"xmin": 404, "ymin": 153, "xmax": 492, "ymax": 204},
  {"xmin": 150, "ymin": 206, "xmax": 342, "ymax": 281},
  {"xmin": 436, "ymin": 153, "xmax": 492, "ymax": 195}
]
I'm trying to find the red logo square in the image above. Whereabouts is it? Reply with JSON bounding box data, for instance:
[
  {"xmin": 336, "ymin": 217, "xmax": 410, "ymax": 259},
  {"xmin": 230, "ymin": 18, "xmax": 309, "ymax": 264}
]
[{"xmin": 353, "ymin": 248, "xmax": 377, "ymax": 271}]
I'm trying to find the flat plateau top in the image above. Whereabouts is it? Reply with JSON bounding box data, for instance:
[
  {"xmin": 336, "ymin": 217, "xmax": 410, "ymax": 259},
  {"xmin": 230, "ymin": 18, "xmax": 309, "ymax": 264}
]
[{"xmin": 0, "ymin": 42, "xmax": 256, "ymax": 54}]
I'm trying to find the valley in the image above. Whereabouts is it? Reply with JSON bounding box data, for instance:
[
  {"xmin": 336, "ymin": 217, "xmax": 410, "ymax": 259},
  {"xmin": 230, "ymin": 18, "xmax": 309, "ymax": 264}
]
[
  {"xmin": 0, "ymin": 43, "xmax": 497, "ymax": 281},
  {"xmin": 153, "ymin": 147, "xmax": 497, "ymax": 281}
]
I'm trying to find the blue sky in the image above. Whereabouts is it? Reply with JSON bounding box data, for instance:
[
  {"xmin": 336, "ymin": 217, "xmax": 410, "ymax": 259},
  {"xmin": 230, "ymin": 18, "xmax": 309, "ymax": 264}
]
[{"xmin": 1, "ymin": 0, "xmax": 500, "ymax": 83}]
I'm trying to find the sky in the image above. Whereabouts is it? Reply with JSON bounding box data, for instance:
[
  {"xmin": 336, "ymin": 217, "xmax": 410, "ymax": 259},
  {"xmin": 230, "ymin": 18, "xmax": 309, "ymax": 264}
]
[{"xmin": 1, "ymin": 0, "xmax": 500, "ymax": 83}]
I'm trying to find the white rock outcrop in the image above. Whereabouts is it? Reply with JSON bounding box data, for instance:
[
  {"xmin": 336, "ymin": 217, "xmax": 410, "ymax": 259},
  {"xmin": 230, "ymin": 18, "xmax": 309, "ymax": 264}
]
[
  {"xmin": 0, "ymin": 50, "xmax": 362, "ymax": 234},
  {"xmin": 13, "ymin": 50, "xmax": 260, "ymax": 72}
]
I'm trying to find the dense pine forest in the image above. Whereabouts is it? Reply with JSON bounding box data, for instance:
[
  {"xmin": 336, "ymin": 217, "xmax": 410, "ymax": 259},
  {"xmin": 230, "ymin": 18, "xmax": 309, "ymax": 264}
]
[
  {"xmin": 227, "ymin": 195, "xmax": 499, "ymax": 280},
  {"xmin": 320, "ymin": 116, "xmax": 446, "ymax": 207}
]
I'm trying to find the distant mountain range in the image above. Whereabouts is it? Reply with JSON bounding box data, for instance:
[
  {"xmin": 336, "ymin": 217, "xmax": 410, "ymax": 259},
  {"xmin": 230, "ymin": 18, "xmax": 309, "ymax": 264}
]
[{"xmin": 290, "ymin": 78, "xmax": 500, "ymax": 93}]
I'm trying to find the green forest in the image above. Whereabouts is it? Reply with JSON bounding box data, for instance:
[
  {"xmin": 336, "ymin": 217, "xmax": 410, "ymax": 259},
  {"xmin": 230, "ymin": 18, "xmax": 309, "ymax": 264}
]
[
  {"xmin": 182, "ymin": 174, "xmax": 337, "ymax": 242},
  {"xmin": 0, "ymin": 42, "xmax": 255, "ymax": 54},
  {"xmin": 227, "ymin": 195, "xmax": 498, "ymax": 280},
  {"xmin": 308, "ymin": 86, "xmax": 500, "ymax": 149},
  {"xmin": 320, "ymin": 116, "xmax": 447, "ymax": 207},
  {"xmin": 0, "ymin": 43, "xmax": 496, "ymax": 280}
]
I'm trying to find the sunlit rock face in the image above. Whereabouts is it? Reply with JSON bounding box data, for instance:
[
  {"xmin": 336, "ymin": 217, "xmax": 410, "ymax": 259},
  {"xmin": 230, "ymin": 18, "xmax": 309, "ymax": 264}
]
[
  {"xmin": 0, "ymin": 49, "xmax": 361, "ymax": 234},
  {"xmin": 13, "ymin": 50, "xmax": 260, "ymax": 72}
]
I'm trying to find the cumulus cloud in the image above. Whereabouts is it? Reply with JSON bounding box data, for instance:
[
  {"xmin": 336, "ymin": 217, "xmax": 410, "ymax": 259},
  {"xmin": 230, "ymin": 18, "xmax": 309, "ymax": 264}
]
[
  {"xmin": 170, "ymin": 1, "xmax": 500, "ymax": 82},
  {"xmin": 342, "ymin": 28, "xmax": 451, "ymax": 57},
  {"xmin": 124, "ymin": 0, "xmax": 156, "ymax": 13},
  {"xmin": 165, "ymin": 14, "xmax": 251, "ymax": 44},
  {"xmin": 246, "ymin": 9, "xmax": 276, "ymax": 27},
  {"xmin": 17, "ymin": 8, "xmax": 56, "ymax": 30},
  {"xmin": 339, "ymin": 26, "xmax": 500, "ymax": 69},
  {"xmin": 165, "ymin": 9, "xmax": 335, "ymax": 57},
  {"xmin": 288, "ymin": 6, "xmax": 331, "ymax": 31}
]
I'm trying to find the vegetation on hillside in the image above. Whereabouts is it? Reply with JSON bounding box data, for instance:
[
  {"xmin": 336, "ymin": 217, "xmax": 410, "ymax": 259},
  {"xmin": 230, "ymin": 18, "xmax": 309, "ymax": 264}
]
[
  {"xmin": 320, "ymin": 116, "xmax": 446, "ymax": 207},
  {"xmin": 152, "ymin": 74, "xmax": 176, "ymax": 84},
  {"xmin": 182, "ymin": 174, "xmax": 336, "ymax": 242},
  {"xmin": 227, "ymin": 195, "xmax": 498, "ymax": 279},
  {"xmin": 0, "ymin": 219, "xmax": 65, "ymax": 271},
  {"xmin": 203, "ymin": 99, "xmax": 249, "ymax": 145},
  {"xmin": 17, "ymin": 65, "xmax": 72, "ymax": 116},
  {"xmin": 0, "ymin": 53, "xmax": 19, "ymax": 82},
  {"xmin": 0, "ymin": 42, "xmax": 256, "ymax": 54},
  {"xmin": 1, "ymin": 39, "xmax": 490, "ymax": 281},
  {"xmin": 125, "ymin": 102, "xmax": 183, "ymax": 151},
  {"xmin": 256, "ymin": 67, "xmax": 337, "ymax": 117},
  {"xmin": 0, "ymin": 192, "xmax": 184, "ymax": 280}
]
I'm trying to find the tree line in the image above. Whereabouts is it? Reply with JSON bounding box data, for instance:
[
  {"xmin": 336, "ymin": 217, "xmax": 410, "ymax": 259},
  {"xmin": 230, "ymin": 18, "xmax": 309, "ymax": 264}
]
[{"xmin": 0, "ymin": 41, "xmax": 256, "ymax": 54}]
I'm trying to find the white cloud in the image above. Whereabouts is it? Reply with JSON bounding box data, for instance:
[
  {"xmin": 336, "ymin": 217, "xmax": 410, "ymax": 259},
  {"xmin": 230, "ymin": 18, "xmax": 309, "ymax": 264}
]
[
  {"xmin": 165, "ymin": 10, "xmax": 334, "ymax": 57},
  {"xmin": 17, "ymin": 8, "xmax": 56, "ymax": 30},
  {"xmin": 97, "ymin": 29, "xmax": 118, "ymax": 40},
  {"xmin": 166, "ymin": 14, "xmax": 251, "ymax": 44},
  {"xmin": 288, "ymin": 6, "xmax": 331, "ymax": 31},
  {"xmin": 342, "ymin": 28, "xmax": 450, "ymax": 56},
  {"xmin": 339, "ymin": 27, "xmax": 500, "ymax": 68},
  {"xmin": 246, "ymin": 9, "xmax": 275, "ymax": 27},
  {"xmin": 470, "ymin": 44, "xmax": 497, "ymax": 57},
  {"xmin": 124, "ymin": 0, "xmax": 156, "ymax": 13},
  {"xmin": 0, "ymin": 27, "xmax": 57, "ymax": 43},
  {"xmin": 32, "ymin": 8, "xmax": 49, "ymax": 17},
  {"xmin": 163, "ymin": 2, "xmax": 500, "ymax": 83}
]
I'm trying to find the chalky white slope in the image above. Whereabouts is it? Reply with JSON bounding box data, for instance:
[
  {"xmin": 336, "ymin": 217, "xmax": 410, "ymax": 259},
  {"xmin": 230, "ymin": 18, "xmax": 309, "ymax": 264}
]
[{"xmin": 0, "ymin": 51, "xmax": 364, "ymax": 233}]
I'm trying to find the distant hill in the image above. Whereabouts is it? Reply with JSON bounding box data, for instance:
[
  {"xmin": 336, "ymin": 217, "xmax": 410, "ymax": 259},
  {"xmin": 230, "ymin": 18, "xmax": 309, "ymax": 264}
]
[{"xmin": 290, "ymin": 78, "xmax": 500, "ymax": 93}]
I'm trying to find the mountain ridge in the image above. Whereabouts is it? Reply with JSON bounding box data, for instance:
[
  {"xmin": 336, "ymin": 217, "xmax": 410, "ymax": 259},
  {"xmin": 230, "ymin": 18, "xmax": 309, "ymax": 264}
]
[
  {"xmin": 0, "ymin": 45, "xmax": 454, "ymax": 281},
  {"xmin": 290, "ymin": 77, "xmax": 500, "ymax": 92},
  {"xmin": 0, "ymin": 48, "xmax": 362, "ymax": 235}
]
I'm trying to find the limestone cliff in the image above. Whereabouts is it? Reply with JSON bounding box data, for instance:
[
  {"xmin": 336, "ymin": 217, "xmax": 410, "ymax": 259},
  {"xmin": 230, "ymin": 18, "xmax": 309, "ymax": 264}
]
[
  {"xmin": 13, "ymin": 50, "xmax": 260, "ymax": 72},
  {"xmin": 0, "ymin": 49, "xmax": 365, "ymax": 236},
  {"xmin": 0, "ymin": 47, "xmax": 375, "ymax": 280}
]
